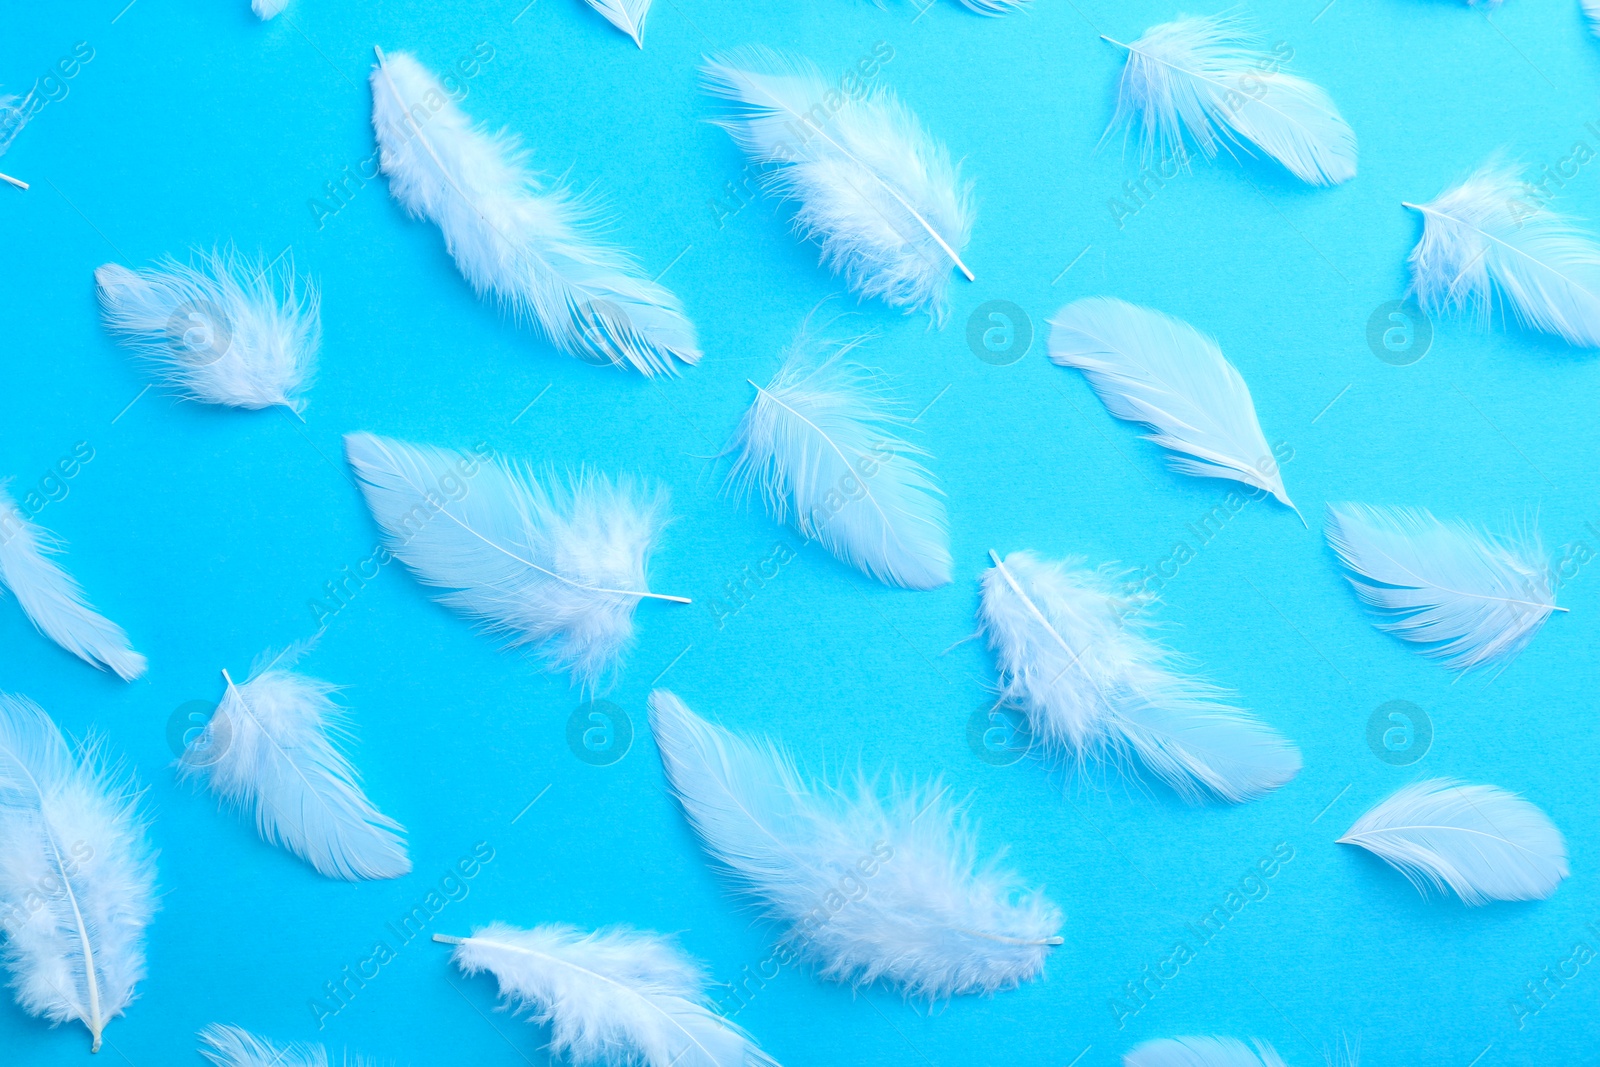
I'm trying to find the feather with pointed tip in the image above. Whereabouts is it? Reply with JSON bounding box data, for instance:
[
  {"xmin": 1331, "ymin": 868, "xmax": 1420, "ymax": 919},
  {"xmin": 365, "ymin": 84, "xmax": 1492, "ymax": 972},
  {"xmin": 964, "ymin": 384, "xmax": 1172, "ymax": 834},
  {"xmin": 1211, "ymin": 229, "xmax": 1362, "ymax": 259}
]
[
  {"xmin": 434, "ymin": 922, "xmax": 778, "ymax": 1067},
  {"xmin": 583, "ymin": 0, "xmax": 651, "ymax": 46},
  {"xmin": 252, "ymin": 0, "xmax": 289, "ymax": 18},
  {"xmin": 1404, "ymin": 160, "xmax": 1600, "ymax": 348},
  {"xmin": 95, "ymin": 247, "xmax": 319, "ymax": 412},
  {"xmin": 199, "ymin": 1025, "xmax": 367, "ymax": 1067},
  {"xmin": 1049, "ymin": 297, "xmax": 1298, "ymax": 520},
  {"xmin": 369, "ymin": 48, "xmax": 697, "ymax": 375},
  {"xmin": 649, "ymin": 690, "xmax": 1062, "ymax": 998},
  {"xmin": 177, "ymin": 655, "xmax": 409, "ymax": 882},
  {"xmin": 725, "ymin": 333, "xmax": 950, "ymax": 590},
  {"xmin": 0, "ymin": 486, "xmax": 145, "ymax": 681},
  {"xmin": 1324, "ymin": 503, "xmax": 1559, "ymax": 674},
  {"xmin": 1104, "ymin": 13, "xmax": 1356, "ymax": 186},
  {"xmin": 0, "ymin": 694, "xmax": 157, "ymax": 1053},
  {"xmin": 702, "ymin": 46, "xmax": 974, "ymax": 323},
  {"xmin": 1339, "ymin": 779, "xmax": 1567, "ymax": 905},
  {"xmin": 979, "ymin": 550, "xmax": 1300, "ymax": 803},
  {"xmin": 1124, "ymin": 1037, "xmax": 1288, "ymax": 1067},
  {"xmin": 345, "ymin": 432, "xmax": 682, "ymax": 687}
]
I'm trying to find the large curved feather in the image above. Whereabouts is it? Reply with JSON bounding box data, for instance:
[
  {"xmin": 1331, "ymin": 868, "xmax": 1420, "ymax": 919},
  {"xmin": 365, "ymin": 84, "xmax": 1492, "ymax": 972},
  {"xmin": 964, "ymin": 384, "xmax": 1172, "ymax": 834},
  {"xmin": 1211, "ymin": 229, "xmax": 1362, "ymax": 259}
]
[
  {"xmin": 1339, "ymin": 779, "xmax": 1567, "ymax": 905},
  {"xmin": 583, "ymin": 0, "xmax": 652, "ymax": 46},
  {"xmin": 649, "ymin": 690, "xmax": 1062, "ymax": 999},
  {"xmin": 1124, "ymin": 1037, "xmax": 1288, "ymax": 1067},
  {"xmin": 370, "ymin": 49, "xmax": 698, "ymax": 375},
  {"xmin": 1324, "ymin": 503, "xmax": 1559, "ymax": 674},
  {"xmin": 199, "ymin": 1025, "xmax": 366, "ymax": 1067}
]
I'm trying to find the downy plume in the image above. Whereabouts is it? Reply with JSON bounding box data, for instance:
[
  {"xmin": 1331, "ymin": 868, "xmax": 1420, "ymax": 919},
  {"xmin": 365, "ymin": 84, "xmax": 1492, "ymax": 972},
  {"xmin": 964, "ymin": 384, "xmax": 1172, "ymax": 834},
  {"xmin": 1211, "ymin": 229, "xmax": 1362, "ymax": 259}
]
[
  {"xmin": 369, "ymin": 48, "xmax": 698, "ymax": 375},
  {"xmin": 1103, "ymin": 13, "xmax": 1356, "ymax": 186},
  {"xmin": 724, "ymin": 329, "xmax": 951, "ymax": 590},
  {"xmin": 345, "ymin": 433, "xmax": 685, "ymax": 687},
  {"xmin": 649, "ymin": 690, "xmax": 1063, "ymax": 999},
  {"xmin": 0, "ymin": 485, "xmax": 145, "ymax": 681},
  {"xmin": 1324, "ymin": 503, "xmax": 1561, "ymax": 674},
  {"xmin": 702, "ymin": 46, "xmax": 974, "ymax": 323},
  {"xmin": 583, "ymin": 0, "xmax": 652, "ymax": 46},
  {"xmin": 0, "ymin": 694, "xmax": 157, "ymax": 1052},
  {"xmin": 433, "ymin": 922, "xmax": 779, "ymax": 1067},
  {"xmin": 1339, "ymin": 779, "xmax": 1568, "ymax": 905},
  {"xmin": 979, "ymin": 550, "xmax": 1300, "ymax": 803},
  {"xmin": 1124, "ymin": 1037, "xmax": 1289, "ymax": 1067},
  {"xmin": 1049, "ymin": 297, "xmax": 1299, "ymax": 521},
  {"xmin": 199, "ymin": 1024, "xmax": 369, "ymax": 1067},
  {"xmin": 0, "ymin": 89, "xmax": 30, "ymax": 189},
  {"xmin": 95, "ymin": 247, "xmax": 320, "ymax": 412}
]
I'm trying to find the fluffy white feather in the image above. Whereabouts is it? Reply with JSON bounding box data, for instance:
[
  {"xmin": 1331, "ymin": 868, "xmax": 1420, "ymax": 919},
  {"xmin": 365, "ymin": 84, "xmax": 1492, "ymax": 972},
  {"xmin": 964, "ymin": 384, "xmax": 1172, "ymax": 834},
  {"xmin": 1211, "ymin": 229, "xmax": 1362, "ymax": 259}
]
[
  {"xmin": 979, "ymin": 550, "xmax": 1300, "ymax": 803},
  {"xmin": 251, "ymin": 0, "xmax": 289, "ymax": 18},
  {"xmin": 178, "ymin": 656, "xmax": 409, "ymax": 882},
  {"xmin": 370, "ymin": 48, "xmax": 698, "ymax": 376},
  {"xmin": 1049, "ymin": 297, "xmax": 1299, "ymax": 521},
  {"xmin": 649, "ymin": 690, "xmax": 1062, "ymax": 999},
  {"xmin": 345, "ymin": 433, "xmax": 683, "ymax": 687},
  {"xmin": 0, "ymin": 486, "xmax": 145, "ymax": 681},
  {"xmin": 434, "ymin": 922, "xmax": 778, "ymax": 1067},
  {"xmin": 1404, "ymin": 159, "xmax": 1600, "ymax": 348},
  {"xmin": 725, "ymin": 332, "xmax": 951, "ymax": 590},
  {"xmin": 583, "ymin": 0, "xmax": 652, "ymax": 46},
  {"xmin": 1325, "ymin": 503, "xmax": 1560, "ymax": 674},
  {"xmin": 0, "ymin": 695, "xmax": 156, "ymax": 1053},
  {"xmin": 200, "ymin": 1024, "xmax": 366, "ymax": 1067},
  {"xmin": 1339, "ymin": 779, "xmax": 1568, "ymax": 905},
  {"xmin": 1124, "ymin": 1037, "xmax": 1288, "ymax": 1067},
  {"xmin": 1104, "ymin": 14, "xmax": 1356, "ymax": 186},
  {"xmin": 703, "ymin": 47, "xmax": 974, "ymax": 323}
]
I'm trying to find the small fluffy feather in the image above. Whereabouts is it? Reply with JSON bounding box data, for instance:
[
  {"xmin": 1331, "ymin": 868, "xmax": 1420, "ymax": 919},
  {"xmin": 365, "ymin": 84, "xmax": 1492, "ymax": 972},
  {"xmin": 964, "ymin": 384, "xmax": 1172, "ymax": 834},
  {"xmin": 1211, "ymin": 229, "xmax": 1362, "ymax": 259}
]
[
  {"xmin": 1124, "ymin": 1037, "xmax": 1288, "ymax": 1067},
  {"xmin": 199, "ymin": 1024, "xmax": 368, "ymax": 1067},
  {"xmin": 95, "ymin": 248, "xmax": 319, "ymax": 412},
  {"xmin": 649, "ymin": 690, "xmax": 1062, "ymax": 999},
  {"xmin": 583, "ymin": 0, "xmax": 652, "ymax": 46}
]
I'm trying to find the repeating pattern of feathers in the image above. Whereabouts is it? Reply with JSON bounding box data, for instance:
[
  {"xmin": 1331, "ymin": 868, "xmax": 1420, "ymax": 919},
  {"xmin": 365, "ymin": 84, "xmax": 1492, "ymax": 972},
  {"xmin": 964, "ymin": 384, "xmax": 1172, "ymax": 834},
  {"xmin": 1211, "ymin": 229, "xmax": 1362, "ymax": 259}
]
[
  {"xmin": 1048, "ymin": 297, "xmax": 1299, "ymax": 521},
  {"xmin": 724, "ymin": 332, "xmax": 951, "ymax": 590},
  {"xmin": 435, "ymin": 922, "xmax": 778, "ymax": 1067},
  {"xmin": 346, "ymin": 432, "xmax": 681, "ymax": 687},
  {"xmin": 95, "ymin": 247, "xmax": 320, "ymax": 412},
  {"xmin": 583, "ymin": 0, "xmax": 653, "ymax": 46},
  {"xmin": 1339, "ymin": 779, "xmax": 1568, "ymax": 905},
  {"xmin": 0, "ymin": 695, "xmax": 157, "ymax": 1053},
  {"xmin": 1124, "ymin": 1037, "xmax": 1288, "ymax": 1067},
  {"xmin": 177, "ymin": 656, "xmax": 410, "ymax": 882},
  {"xmin": 199, "ymin": 1024, "xmax": 364, "ymax": 1067},
  {"xmin": 369, "ymin": 48, "xmax": 698, "ymax": 376},
  {"xmin": 702, "ymin": 46, "xmax": 974, "ymax": 323},
  {"xmin": 0, "ymin": 486, "xmax": 145, "ymax": 681},
  {"xmin": 1104, "ymin": 14, "xmax": 1356, "ymax": 186},
  {"xmin": 1404, "ymin": 159, "xmax": 1600, "ymax": 348},
  {"xmin": 1324, "ymin": 503, "xmax": 1560, "ymax": 674},
  {"xmin": 979, "ymin": 550, "xmax": 1301, "ymax": 803},
  {"xmin": 649, "ymin": 690, "xmax": 1063, "ymax": 999}
]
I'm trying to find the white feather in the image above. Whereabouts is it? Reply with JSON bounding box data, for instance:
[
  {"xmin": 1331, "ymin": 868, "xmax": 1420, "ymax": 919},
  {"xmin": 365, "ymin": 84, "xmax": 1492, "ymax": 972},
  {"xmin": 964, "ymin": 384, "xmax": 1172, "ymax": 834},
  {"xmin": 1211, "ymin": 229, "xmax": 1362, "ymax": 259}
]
[
  {"xmin": 251, "ymin": 0, "xmax": 289, "ymax": 18},
  {"xmin": 345, "ymin": 433, "xmax": 681, "ymax": 687},
  {"xmin": 1587, "ymin": 0, "xmax": 1600, "ymax": 36},
  {"xmin": 1124, "ymin": 1037, "xmax": 1288, "ymax": 1067},
  {"xmin": 1324, "ymin": 503, "xmax": 1560, "ymax": 674},
  {"xmin": 178, "ymin": 656, "xmax": 409, "ymax": 882},
  {"xmin": 435, "ymin": 922, "xmax": 778, "ymax": 1067},
  {"xmin": 953, "ymin": 0, "xmax": 1027, "ymax": 13},
  {"xmin": 1104, "ymin": 13, "xmax": 1356, "ymax": 186},
  {"xmin": 583, "ymin": 0, "xmax": 652, "ymax": 46},
  {"xmin": 95, "ymin": 248, "xmax": 319, "ymax": 412},
  {"xmin": 1049, "ymin": 297, "xmax": 1299, "ymax": 520},
  {"xmin": 648, "ymin": 690, "xmax": 1063, "ymax": 999},
  {"xmin": 0, "ymin": 486, "xmax": 145, "ymax": 681},
  {"xmin": 979, "ymin": 551, "xmax": 1301, "ymax": 804},
  {"xmin": 369, "ymin": 48, "xmax": 698, "ymax": 376},
  {"xmin": 1339, "ymin": 779, "xmax": 1568, "ymax": 905},
  {"xmin": 1404, "ymin": 159, "xmax": 1600, "ymax": 348},
  {"xmin": 0, "ymin": 695, "xmax": 157, "ymax": 1053},
  {"xmin": 200, "ymin": 1024, "xmax": 367, "ymax": 1067},
  {"xmin": 725, "ymin": 331, "xmax": 951, "ymax": 590},
  {"xmin": 0, "ymin": 90, "xmax": 30, "ymax": 155},
  {"xmin": 702, "ymin": 46, "xmax": 975, "ymax": 323}
]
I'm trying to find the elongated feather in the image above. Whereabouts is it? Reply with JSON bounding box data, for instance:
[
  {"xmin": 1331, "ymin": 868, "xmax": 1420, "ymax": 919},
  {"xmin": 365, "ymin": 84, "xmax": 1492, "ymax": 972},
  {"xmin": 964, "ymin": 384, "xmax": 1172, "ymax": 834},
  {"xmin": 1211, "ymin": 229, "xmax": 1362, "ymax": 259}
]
[
  {"xmin": 435, "ymin": 922, "xmax": 778, "ymax": 1067},
  {"xmin": 649, "ymin": 690, "xmax": 1062, "ymax": 998},
  {"xmin": 370, "ymin": 48, "xmax": 697, "ymax": 375},
  {"xmin": 0, "ymin": 486, "xmax": 145, "ymax": 681},
  {"xmin": 584, "ymin": 0, "xmax": 652, "ymax": 46},
  {"xmin": 199, "ymin": 1025, "xmax": 365, "ymax": 1067},
  {"xmin": 1124, "ymin": 1037, "xmax": 1288, "ymax": 1067},
  {"xmin": 178, "ymin": 658, "xmax": 409, "ymax": 882},
  {"xmin": 703, "ymin": 46, "xmax": 974, "ymax": 323},
  {"xmin": 251, "ymin": 0, "xmax": 289, "ymax": 18},
  {"xmin": 95, "ymin": 247, "xmax": 319, "ymax": 412},
  {"xmin": 725, "ymin": 333, "xmax": 951, "ymax": 590},
  {"xmin": 1105, "ymin": 14, "xmax": 1355, "ymax": 186},
  {"xmin": 0, "ymin": 695, "xmax": 156, "ymax": 1052},
  {"xmin": 346, "ymin": 432, "xmax": 680, "ymax": 687},
  {"xmin": 979, "ymin": 550, "xmax": 1300, "ymax": 803},
  {"xmin": 1339, "ymin": 779, "xmax": 1567, "ymax": 905},
  {"xmin": 1049, "ymin": 297, "xmax": 1298, "ymax": 519},
  {"xmin": 1405, "ymin": 160, "xmax": 1600, "ymax": 348},
  {"xmin": 1324, "ymin": 503, "xmax": 1559, "ymax": 673}
]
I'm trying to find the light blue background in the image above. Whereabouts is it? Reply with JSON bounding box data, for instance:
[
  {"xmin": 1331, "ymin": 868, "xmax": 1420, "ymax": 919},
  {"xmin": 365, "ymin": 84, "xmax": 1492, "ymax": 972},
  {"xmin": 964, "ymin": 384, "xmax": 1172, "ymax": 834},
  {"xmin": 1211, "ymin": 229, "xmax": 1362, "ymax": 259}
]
[{"xmin": 2, "ymin": 0, "xmax": 1598, "ymax": 1064}]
